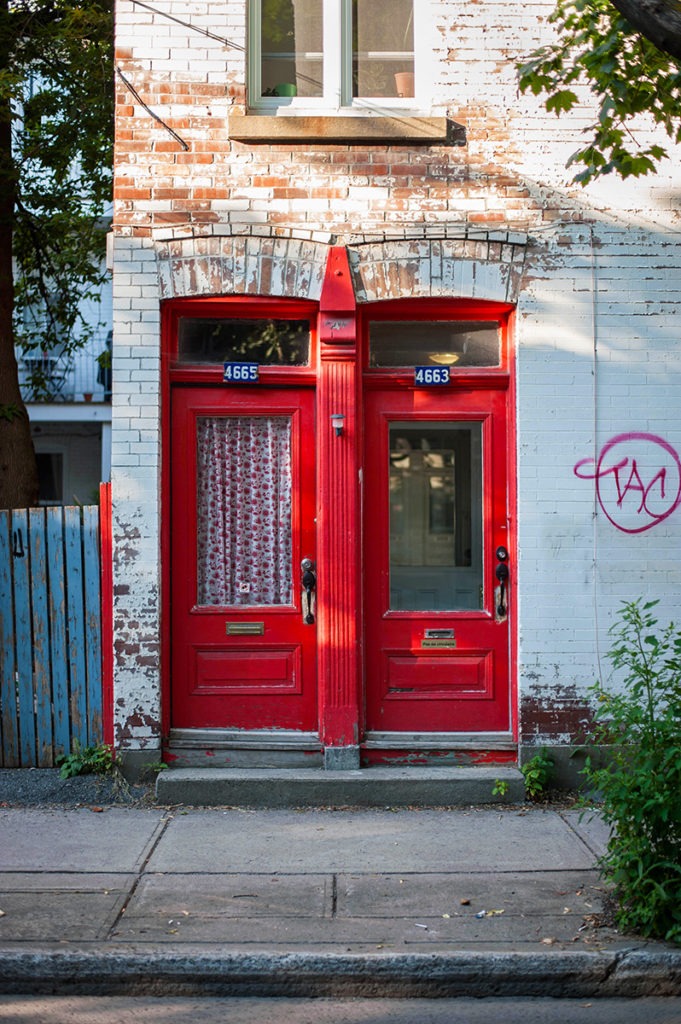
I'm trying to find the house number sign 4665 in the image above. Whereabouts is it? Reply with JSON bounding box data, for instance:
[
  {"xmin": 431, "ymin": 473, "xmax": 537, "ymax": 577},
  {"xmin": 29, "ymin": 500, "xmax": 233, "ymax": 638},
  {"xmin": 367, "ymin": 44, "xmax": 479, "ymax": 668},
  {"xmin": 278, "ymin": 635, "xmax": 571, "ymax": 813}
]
[{"xmin": 223, "ymin": 362, "xmax": 259, "ymax": 383}]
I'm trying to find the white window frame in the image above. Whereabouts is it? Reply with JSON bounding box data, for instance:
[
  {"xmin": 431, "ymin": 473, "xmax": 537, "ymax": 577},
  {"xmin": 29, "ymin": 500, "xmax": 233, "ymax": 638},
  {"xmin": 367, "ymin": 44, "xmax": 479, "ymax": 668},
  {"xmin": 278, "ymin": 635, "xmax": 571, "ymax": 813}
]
[{"xmin": 247, "ymin": 0, "xmax": 431, "ymax": 114}]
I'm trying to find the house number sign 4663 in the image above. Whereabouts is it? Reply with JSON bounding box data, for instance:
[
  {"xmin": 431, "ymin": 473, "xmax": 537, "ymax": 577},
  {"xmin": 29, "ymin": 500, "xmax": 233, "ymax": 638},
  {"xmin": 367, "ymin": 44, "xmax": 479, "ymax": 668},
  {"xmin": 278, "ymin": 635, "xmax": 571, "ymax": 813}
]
[{"xmin": 414, "ymin": 366, "xmax": 450, "ymax": 385}]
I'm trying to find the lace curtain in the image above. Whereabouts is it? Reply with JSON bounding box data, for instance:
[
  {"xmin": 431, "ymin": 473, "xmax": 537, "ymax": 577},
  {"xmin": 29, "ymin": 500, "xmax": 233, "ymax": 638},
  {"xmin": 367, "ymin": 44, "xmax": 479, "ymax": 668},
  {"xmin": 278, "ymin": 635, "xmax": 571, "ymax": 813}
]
[{"xmin": 196, "ymin": 416, "xmax": 293, "ymax": 606}]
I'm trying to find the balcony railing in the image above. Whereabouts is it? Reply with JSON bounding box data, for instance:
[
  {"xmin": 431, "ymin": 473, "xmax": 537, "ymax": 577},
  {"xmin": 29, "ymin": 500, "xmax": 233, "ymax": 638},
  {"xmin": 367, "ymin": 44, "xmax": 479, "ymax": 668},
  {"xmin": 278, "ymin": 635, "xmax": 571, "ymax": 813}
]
[{"xmin": 18, "ymin": 332, "xmax": 112, "ymax": 404}]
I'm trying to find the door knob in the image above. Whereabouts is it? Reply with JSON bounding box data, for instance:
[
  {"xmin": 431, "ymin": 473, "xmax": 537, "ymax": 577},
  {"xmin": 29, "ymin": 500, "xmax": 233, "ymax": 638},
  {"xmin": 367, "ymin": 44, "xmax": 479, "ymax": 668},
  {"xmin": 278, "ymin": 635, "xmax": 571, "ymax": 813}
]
[
  {"xmin": 494, "ymin": 548, "xmax": 510, "ymax": 617},
  {"xmin": 301, "ymin": 558, "xmax": 316, "ymax": 625}
]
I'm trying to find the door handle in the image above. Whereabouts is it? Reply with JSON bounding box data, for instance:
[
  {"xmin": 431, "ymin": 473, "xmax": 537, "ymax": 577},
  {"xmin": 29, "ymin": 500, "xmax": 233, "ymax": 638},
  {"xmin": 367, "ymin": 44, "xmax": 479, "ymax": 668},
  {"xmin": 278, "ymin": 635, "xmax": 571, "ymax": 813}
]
[
  {"xmin": 301, "ymin": 558, "xmax": 316, "ymax": 625},
  {"xmin": 495, "ymin": 546, "xmax": 509, "ymax": 618}
]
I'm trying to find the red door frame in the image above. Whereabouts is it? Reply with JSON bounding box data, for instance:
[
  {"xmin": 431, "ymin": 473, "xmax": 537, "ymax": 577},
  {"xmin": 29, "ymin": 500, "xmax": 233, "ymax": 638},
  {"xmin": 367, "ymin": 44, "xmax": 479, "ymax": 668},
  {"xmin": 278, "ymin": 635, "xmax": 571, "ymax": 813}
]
[
  {"xmin": 159, "ymin": 257, "xmax": 518, "ymax": 751},
  {"xmin": 358, "ymin": 297, "xmax": 518, "ymax": 748},
  {"xmin": 363, "ymin": 388, "xmax": 511, "ymax": 734},
  {"xmin": 160, "ymin": 296, "xmax": 319, "ymax": 741},
  {"xmin": 170, "ymin": 386, "xmax": 317, "ymax": 730}
]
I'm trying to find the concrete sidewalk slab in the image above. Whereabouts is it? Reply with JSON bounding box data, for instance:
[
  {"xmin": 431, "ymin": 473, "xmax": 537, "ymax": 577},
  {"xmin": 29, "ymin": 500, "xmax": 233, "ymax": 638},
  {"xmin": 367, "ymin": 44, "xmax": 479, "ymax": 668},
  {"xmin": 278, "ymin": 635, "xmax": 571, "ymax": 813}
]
[
  {"xmin": 560, "ymin": 808, "xmax": 610, "ymax": 859},
  {"xmin": 0, "ymin": 891, "xmax": 128, "ymax": 942},
  {"xmin": 147, "ymin": 807, "xmax": 597, "ymax": 874},
  {"xmin": 0, "ymin": 809, "xmax": 166, "ymax": 872},
  {"xmin": 337, "ymin": 870, "xmax": 601, "ymax": 919},
  {"xmin": 123, "ymin": 872, "xmax": 332, "ymax": 920}
]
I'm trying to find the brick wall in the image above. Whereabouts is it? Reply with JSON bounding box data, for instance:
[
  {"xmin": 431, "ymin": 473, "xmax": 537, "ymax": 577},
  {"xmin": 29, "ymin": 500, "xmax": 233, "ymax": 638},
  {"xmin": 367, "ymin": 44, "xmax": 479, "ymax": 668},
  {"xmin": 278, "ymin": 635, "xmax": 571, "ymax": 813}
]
[{"xmin": 111, "ymin": 0, "xmax": 681, "ymax": 753}]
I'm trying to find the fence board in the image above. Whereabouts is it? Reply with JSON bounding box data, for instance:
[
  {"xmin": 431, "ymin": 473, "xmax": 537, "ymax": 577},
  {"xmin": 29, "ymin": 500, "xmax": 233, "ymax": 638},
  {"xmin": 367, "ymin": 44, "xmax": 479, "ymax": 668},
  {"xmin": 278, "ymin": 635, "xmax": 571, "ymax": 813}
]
[
  {"xmin": 64, "ymin": 506, "xmax": 87, "ymax": 746},
  {"xmin": 29, "ymin": 509, "xmax": 52, "ymax": 766},
  {"xmin": 0, "ymin": 511, "xmax": 19, "ymax": 766},
  {"xmin": 47, "ymin": 508, "xmax": 70, "ymax": 756},
  {"xmin": 83, "ymin": 505, "xmax": 102, "ymax": 746},
  {"xmin": 12, "ymin": 510, "xmax": 35, "ymax": 766}
]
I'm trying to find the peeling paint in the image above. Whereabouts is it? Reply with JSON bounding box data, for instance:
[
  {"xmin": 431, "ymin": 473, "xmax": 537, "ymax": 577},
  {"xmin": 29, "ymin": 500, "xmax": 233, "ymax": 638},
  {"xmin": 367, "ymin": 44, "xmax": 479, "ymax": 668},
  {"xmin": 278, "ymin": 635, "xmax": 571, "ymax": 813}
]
[
  {"xmin": 520, "ymin": 686, "xmax": 594, "ymax": 745},
  {"xmin": 115, "ymin": 709, "xmax": 162, "ymax": 748}
]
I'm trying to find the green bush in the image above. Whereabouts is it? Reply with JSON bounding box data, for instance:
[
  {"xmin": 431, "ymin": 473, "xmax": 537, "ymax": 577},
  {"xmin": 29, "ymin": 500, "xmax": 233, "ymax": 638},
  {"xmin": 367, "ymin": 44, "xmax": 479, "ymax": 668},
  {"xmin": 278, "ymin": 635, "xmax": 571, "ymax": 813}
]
[{"xmin": 582, "ymin": 599, "xmax": 681, "ymax": 944}]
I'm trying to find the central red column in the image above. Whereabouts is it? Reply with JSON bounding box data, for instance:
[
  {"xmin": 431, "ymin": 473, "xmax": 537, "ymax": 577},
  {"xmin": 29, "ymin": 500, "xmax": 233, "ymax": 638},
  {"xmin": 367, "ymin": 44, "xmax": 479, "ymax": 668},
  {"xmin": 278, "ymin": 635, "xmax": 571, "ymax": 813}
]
[{"xmin": 317, "ymin": 247, "xmax": 360, "ymax": 769}]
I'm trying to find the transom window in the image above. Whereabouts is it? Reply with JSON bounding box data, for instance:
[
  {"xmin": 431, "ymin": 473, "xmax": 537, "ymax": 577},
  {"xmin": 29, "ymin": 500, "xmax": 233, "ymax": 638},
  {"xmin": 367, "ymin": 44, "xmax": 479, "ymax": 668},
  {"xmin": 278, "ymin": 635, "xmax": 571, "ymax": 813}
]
[
  {"xmin": 369, "ymin": 321, "xmax": 501, "ymax": 369},
  {"xmin": 178, "ymin": 317, "xmax": 311, "ymax": 365},
  {"xmin": 249, "ymin": 0, "xmax": 425, "ymax": 110}
]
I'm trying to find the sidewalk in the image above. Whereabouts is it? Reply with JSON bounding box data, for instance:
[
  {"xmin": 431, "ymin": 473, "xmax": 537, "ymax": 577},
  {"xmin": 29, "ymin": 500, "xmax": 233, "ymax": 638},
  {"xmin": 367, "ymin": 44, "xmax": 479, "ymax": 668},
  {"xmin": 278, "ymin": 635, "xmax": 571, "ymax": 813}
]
[{"xmin": 1, "ymin": 801, "xmax": 680, "ymax": 998}]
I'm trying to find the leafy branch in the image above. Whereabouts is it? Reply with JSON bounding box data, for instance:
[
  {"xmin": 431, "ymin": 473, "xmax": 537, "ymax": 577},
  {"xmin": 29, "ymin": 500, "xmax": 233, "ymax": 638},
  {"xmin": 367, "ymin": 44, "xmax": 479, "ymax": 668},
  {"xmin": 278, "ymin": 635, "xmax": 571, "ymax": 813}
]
[{"xmin": 518, "ymin": 0, "xmax": 681, "ymax": 182}]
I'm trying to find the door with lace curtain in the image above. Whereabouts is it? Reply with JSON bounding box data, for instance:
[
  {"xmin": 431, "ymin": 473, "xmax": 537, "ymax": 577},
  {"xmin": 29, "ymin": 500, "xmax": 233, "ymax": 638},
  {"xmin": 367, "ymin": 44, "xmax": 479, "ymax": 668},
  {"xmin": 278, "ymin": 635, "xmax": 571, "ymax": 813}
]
[{"xmin": 171, "ymin": 387, "xmax": 317, "ymax": 730}]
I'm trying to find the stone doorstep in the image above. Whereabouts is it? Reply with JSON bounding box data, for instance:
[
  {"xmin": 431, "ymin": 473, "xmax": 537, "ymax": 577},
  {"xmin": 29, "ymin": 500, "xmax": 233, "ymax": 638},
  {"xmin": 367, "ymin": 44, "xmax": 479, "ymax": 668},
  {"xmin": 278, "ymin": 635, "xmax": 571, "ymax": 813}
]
[{"xmin": 155, "ymin": 765, "xmax": 525, "ymax": 808}]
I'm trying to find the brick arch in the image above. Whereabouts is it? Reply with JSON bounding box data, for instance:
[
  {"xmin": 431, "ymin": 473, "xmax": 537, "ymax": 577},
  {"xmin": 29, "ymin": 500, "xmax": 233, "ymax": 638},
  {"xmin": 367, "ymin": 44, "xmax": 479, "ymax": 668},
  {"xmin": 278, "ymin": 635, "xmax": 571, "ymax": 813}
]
[
  {"xmin": 153, "ymin": 228, "xmax": 332, "ymax": 301},
  {"xmin": 152, "ymin": 228, "xmax": 529, "ymax": 305},
  {"xmin": 346, "ymin": 231, "xmax": 529, "ymax": 305}
]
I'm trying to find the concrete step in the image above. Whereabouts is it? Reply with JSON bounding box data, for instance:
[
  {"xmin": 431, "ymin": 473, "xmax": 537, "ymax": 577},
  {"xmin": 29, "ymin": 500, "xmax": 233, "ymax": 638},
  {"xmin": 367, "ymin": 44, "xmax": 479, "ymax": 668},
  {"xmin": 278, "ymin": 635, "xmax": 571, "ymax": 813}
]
[{"xmin": 155, "ymin": 765, "xmax": 525, "ymax": 807}]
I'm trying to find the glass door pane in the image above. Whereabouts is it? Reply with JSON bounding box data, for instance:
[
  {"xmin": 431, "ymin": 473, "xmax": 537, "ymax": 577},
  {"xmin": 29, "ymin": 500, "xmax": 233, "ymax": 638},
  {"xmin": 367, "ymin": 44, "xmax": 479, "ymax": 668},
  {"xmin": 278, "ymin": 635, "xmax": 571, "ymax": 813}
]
[
  {"xmin": 389, "ymin": 422, "xmax": 482, "ymax": 610},
  {"xmin": 196, "ymin": 416, "xmax": 293, "ymax": 606}
]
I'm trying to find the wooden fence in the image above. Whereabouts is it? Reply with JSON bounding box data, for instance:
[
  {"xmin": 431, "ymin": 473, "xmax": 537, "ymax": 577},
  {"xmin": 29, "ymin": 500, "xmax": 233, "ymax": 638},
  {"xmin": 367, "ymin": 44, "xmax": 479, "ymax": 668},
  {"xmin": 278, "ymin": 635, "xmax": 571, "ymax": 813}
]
[{"xmin": 0, "ymin": 493, "xmax": 110, "ymax": 768}]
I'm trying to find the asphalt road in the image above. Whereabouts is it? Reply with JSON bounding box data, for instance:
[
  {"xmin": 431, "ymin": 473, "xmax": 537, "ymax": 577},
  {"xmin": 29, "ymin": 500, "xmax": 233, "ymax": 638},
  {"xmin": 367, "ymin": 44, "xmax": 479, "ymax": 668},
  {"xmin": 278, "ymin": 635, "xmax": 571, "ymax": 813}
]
[{"xmin": 0, "ymin": 997, "xmax": 680, "ymax": 1023}]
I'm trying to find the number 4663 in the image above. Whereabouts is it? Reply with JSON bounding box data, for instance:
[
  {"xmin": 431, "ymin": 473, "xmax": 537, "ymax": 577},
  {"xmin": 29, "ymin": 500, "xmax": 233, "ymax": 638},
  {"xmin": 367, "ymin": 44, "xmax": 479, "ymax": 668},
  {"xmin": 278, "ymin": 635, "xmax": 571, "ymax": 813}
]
[{"xmin": 414, "ymin": 366, "xmax": 450, "ymax": 385}]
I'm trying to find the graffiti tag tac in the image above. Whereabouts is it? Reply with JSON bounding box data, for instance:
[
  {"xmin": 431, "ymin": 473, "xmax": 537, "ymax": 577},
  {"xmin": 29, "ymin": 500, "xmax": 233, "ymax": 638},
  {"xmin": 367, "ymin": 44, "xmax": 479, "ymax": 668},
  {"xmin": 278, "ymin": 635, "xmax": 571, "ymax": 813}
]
[{"xmin": 574, "ymin": 433, "xmax": 681, "ymax": 534}]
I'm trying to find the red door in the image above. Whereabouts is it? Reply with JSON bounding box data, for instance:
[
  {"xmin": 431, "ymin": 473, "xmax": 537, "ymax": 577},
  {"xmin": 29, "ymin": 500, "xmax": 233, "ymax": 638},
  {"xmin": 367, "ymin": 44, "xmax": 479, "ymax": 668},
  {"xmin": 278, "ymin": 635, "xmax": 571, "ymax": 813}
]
[
  {"xmin": 171, "ymin": 386, "xmax": 317, "ymax": 730},
  {"xmin": 364, "ymin": 386, "xmax": 511, "ymax": 735}
]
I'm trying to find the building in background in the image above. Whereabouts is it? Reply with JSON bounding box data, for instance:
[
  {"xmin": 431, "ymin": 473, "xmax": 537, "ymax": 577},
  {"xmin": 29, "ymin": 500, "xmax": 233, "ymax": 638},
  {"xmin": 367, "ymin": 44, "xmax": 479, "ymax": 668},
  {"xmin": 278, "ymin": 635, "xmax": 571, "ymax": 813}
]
[
  {"xmin": 19, "ymin": 271, "xmax": 112, "ymax": 506},
  {"xmin": 110, "ymin": 0, "xmax": 681, "ymax": 779}
]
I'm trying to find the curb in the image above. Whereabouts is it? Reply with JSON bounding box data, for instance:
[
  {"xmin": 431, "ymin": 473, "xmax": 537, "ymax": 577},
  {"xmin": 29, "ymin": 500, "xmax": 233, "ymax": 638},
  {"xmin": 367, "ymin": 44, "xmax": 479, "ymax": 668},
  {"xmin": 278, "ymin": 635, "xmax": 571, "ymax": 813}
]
[{"xmin": 1, "ymin": 948, "xmax": 680, "ymax": 998}]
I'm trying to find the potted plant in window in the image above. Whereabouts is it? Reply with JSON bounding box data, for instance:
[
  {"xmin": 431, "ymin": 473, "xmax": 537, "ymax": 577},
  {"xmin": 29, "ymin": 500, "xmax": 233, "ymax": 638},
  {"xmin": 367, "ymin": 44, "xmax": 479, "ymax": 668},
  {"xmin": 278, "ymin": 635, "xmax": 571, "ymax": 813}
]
[{"xmin": 394, "ymin": 8, "xmax": 414, "ymax": 97}]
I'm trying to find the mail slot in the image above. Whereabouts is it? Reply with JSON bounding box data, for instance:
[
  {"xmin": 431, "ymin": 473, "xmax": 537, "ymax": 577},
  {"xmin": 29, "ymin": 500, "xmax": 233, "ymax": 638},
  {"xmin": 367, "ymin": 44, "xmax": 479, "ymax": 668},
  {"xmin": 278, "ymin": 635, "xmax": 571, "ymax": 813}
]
[{"xmin": 226, "ymin": 622, "xmax": 265, "ymax": 636}]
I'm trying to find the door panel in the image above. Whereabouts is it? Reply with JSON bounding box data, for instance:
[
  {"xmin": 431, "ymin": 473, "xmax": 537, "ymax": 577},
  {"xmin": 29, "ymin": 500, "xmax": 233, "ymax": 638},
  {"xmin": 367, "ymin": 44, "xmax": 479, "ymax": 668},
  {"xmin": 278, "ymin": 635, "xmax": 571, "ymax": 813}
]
[
  {"xmin": 171, "ymin": 387, "xmax": 316, "ymax": 730},
  {"xmin": 364, "ymin": 387, "xmax": 510, "ymax": 734}
]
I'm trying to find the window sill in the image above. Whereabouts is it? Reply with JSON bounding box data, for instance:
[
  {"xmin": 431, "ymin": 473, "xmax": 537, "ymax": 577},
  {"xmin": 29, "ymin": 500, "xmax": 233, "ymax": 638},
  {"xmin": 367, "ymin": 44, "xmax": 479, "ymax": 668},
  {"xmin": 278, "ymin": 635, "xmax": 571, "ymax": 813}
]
[{"xmin": 228, "ymin": 114, "xmax": 464, "ymax": 145}]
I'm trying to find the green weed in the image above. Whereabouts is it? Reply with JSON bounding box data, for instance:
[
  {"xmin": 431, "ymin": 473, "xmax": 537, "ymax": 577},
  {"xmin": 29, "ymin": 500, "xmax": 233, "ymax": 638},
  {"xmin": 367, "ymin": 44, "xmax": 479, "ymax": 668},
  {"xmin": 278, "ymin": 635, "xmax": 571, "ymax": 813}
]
[
  {"xmin": 56, "ymin": 742, "xmax": 119, "ymax": 780},
  {"xmin": 521, "ymin": 747, "xmax": 553, "ymax": 800},
  {"xmin": 582, "ymin": 599, "xmax": 681, "ymax": 944}
]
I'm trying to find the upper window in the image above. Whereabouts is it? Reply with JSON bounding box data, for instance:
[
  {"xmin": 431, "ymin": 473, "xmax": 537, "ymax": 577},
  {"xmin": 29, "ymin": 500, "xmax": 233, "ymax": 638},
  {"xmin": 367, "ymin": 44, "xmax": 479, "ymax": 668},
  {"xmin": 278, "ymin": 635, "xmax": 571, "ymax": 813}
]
[
  {"xmin": 178, "ymin": 317, "xmax": 311, "ymax": 365},
  {"xmin": 249, "ymin": 0, "xmax": 424, "ymax": 111},
  {"xmin": 369, "ymin": 321, "xmax": 501, "ymax": 369}
]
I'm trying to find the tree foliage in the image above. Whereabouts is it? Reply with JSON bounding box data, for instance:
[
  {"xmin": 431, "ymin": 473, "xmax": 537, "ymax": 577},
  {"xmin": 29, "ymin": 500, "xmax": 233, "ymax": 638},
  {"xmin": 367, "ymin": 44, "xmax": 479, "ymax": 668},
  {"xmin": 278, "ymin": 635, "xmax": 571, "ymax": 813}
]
[
  {"xmin": 518, "ymin": 0, "xmax": 681, "ymax": 182},
  {"xmin": 0, "ymin": 0, "xmax": 113, "ymax": 508}
]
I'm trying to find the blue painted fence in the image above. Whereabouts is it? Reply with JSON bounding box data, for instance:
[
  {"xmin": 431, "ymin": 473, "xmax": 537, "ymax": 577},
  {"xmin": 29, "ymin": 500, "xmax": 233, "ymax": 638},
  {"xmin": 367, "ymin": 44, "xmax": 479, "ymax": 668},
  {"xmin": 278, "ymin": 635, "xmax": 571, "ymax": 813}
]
[{"xmin": 0, "ymin": 505, "xmax": 103, "ymax": 767}]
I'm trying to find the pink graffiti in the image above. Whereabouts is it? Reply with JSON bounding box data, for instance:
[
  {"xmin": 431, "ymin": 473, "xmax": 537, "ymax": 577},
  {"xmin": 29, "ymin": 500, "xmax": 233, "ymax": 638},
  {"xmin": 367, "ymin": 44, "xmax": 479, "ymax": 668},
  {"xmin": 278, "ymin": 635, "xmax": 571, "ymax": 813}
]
[{"xmin": 574, "ymin": 432, "xmax": 681, "ymax": 534}]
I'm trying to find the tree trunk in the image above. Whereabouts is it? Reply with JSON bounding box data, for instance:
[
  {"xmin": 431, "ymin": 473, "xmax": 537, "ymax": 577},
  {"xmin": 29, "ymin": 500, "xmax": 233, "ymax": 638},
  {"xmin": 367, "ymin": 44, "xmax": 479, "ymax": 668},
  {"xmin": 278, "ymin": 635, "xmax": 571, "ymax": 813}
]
[
  {"xmin": 609, "ymin": 0, "xmax": 681, "ymax": 62},
  {"xmin": 0, "ymin": 0, "xmax": 38, "ymax": 509}
]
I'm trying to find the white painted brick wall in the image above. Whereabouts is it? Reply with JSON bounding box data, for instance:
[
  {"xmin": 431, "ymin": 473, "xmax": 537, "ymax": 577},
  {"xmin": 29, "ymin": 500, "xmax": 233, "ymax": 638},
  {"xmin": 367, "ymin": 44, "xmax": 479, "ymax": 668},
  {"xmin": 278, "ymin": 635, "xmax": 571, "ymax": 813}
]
[{"xmin": 111, "ymin": 233, "xmax": 162, "ymax": 748}]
